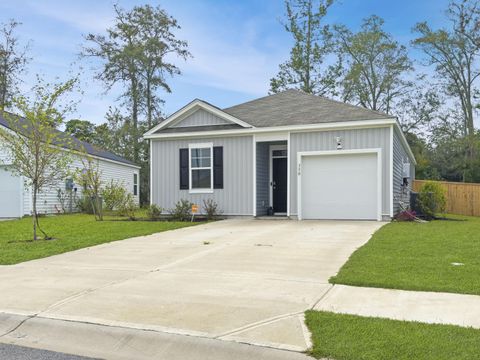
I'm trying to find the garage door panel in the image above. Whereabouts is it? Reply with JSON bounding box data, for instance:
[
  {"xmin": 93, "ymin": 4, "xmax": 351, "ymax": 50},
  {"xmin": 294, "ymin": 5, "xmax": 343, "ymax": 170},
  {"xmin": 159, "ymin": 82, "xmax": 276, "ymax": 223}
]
[
  {"xmin": 0, "ymin": 166, "xmax": 22, "ymax": 218},
  {"xmin": 300, "ymin": 153, "xmax": 378, "ymax": 220}
]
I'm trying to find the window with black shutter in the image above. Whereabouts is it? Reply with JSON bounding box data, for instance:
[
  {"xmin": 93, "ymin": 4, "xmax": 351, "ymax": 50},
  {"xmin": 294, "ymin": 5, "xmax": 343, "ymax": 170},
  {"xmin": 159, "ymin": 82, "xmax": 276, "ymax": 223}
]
[
  {"xmin": 179, "ymin": 148, "xmax": 189, "ymax": 190},
  {"xmin": 180, "ymin": 144, "xmax": 224, "ymax": 192}
]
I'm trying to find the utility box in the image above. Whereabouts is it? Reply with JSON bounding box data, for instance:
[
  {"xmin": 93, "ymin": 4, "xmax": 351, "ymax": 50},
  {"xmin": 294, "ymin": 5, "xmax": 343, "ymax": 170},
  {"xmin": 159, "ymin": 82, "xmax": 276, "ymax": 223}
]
[{"xmin": 403, "ymin": 162, "xmax": 411, "ymax": 178}]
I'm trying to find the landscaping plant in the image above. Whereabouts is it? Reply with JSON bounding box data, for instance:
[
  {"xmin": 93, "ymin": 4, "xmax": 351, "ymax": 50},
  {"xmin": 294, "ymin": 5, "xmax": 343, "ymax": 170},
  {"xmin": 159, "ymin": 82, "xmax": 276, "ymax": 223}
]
[
  {"xmin": 394, "ymin": 210, "xmax": 417, "ymax": 222},
  {"xmin": 75, "ymin": 158, "xmax": 104, "ymax": 221},
  {"xmin": 146, "ymin": 204, "xmax": 162, "ymax": 220},
  {"xmin": 418, "ymin": 181, "xmax": 446, "ymax": 219},
  {"xmin": 203, "ymin": 199, "xmax": 221, "ymax": 221},
  {"xmin": 102, "ymin": 180, "xmax": 128, "ymax": 211},
  {"xmin": 118, "ymin": 193, "xmax": 138, "ymax": 220},
  {"xmin": 169, "ymin": 199, "xmax": 193, "ymax": 221},
  {"xmin": 0, "ymin": 78, "xmax": 77, "ymax": 240}
]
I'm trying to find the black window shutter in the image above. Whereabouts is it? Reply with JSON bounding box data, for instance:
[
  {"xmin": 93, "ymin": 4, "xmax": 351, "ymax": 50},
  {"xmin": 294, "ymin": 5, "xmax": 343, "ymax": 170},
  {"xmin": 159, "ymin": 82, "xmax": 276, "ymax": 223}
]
[
  {"xmin": 213, "ymin": 146, "xmax": 223, "ymax": 189},
  {"xmin": 179, "ymin": 148, "xmax": 189, "ymax": 190}
]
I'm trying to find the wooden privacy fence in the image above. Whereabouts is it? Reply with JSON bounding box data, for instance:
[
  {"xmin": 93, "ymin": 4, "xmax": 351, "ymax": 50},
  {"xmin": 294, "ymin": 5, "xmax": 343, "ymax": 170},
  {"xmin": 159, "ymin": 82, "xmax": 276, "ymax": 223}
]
[{"xmin": 413, "ymin": 180, "xmax": 480, "ymax": 217}]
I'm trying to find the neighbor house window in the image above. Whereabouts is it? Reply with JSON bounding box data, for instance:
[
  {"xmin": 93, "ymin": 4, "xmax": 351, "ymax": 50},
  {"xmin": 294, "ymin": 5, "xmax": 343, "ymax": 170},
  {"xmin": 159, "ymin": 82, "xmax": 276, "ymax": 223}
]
[
  {"xmin": 133, "ymin": 173, "xmax": 138, "ymax": 196},
  {"xmin": 189, "ymin": 143, "xmax": 213, "ymax": 193}
]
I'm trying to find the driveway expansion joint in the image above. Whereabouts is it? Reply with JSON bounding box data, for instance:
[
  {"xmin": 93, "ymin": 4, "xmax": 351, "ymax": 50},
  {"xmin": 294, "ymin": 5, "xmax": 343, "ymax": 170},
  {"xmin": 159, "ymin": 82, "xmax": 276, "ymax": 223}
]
[{"xmin": 309, "ymin": 284, "xmax": 335, "ymax": 309}]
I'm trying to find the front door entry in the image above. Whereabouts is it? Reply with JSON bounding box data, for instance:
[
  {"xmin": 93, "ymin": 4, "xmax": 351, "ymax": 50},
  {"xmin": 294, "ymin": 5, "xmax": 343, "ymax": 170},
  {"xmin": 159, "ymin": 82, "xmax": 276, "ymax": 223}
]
[{"xmin": 272, "ymin": 157, "xmax": 288, "ymax": 213}]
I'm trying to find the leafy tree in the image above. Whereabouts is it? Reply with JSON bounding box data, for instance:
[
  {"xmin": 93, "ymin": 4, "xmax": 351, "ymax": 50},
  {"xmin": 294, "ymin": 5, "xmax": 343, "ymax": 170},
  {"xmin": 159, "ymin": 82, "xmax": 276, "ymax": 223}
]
[
  {"xmin": 130, "ymin": 5, "xmax": 190, "ymax": 128},
  {"xmin": 64, "ymin": 119, "xmax": 97, "ymax": 143},
  {"xmin": 413, "ymin": 0, "xmax": 480, "ymax": 169},
  {"xmin": 270, "ymin": 0, "xmax": 341, "ymax": 96},
  {"xmin": 75, "ymin": 158, "xmax": 104, "ymax": 221},
  {"xmin": 0, "ymin": 78, "xmax": 77, "ymax": 240},
  {"xmin": 0, "ymin": 19, "xmax": 31, "ymax": 110},
  {"xmin": 395, "ymin": 75, "xmax": 442, "ymax": 135},
  {"xmin": 429, "ymin": 113, "xmax": 480, "ymax": 182},
  {"xmin": 82, "ymin": 4, "xmax": 189, "ymax": 205},
  {"xmin": 335, "ymin": 15, "xmax": 413, "ymax": 113},
  {"xmin": 404, "ymin": 132, "xmax": 439, "ymax": 180},
  {"xmin": 82, "ymin": 4, "xmax": 190, "ymax": 160}
]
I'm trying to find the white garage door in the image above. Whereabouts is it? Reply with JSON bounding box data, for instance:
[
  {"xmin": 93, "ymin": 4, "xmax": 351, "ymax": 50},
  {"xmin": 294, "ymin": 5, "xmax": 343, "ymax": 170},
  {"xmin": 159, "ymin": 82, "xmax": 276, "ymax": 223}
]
[
  {"xmin": 300, "ymin": 152, "xmax": 379, "ymax": 220},
  {"xmin": 0, "ymin": 166, "xmax": 22, "ymax": 218}
]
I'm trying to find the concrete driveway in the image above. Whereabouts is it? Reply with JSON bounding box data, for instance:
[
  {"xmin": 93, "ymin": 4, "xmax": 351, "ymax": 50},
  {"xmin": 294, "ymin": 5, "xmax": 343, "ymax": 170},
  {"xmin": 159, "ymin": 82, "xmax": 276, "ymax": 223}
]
[{"xmin": 0, "ymin": 219, "xmax": 383, "ymax": 355}]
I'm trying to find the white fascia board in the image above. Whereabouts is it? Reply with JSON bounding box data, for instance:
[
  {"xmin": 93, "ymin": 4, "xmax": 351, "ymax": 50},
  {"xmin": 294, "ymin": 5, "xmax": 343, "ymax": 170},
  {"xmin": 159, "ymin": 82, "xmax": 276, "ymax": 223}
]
[
  {"xmin": 144, "ymin": 99, "xmax": 253, "ymax": 136},
  {"xmin": 393, "ymin": 122, "xmax": 417, "ymax": 165},
  {"xmin": 144, "ymin": 118, "xmax": 397, "ymax": 140}
]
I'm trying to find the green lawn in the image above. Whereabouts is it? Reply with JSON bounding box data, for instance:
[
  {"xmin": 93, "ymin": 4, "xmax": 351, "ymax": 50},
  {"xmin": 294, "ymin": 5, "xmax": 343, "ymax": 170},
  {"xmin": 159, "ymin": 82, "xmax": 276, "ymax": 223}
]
[
  {"xmin": 330, "ymin": 215, "xmax": 480, "ymax": 295},
  {"xmin": 0, "ymin": 214, "xmax": 197, "ymax": 265},
  {"xmin": 305, "ymin": 311, "xmax": 480, "ymax": 360}
]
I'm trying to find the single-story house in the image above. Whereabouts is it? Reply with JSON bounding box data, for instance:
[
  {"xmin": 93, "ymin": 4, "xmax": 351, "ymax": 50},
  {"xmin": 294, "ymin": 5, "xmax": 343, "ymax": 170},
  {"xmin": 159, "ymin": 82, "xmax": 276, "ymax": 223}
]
[
  {"xmin": 0, "ymin": 113, "xmax": 140, "ymax": 218},
  {"xmin": 144, "ymin": 90, "xmax": 415, "ymax": 221}
]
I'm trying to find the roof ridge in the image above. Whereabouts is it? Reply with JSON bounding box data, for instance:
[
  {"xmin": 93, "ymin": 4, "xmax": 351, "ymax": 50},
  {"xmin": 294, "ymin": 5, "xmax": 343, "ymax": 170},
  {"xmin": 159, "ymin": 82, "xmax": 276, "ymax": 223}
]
[
  {"xmin": 223, "ymin": 89, "xmax": 394, "ymax": 119},
  {"xmin": 223, "ymin": 91, "xmax": 291, "ymax": 111}
]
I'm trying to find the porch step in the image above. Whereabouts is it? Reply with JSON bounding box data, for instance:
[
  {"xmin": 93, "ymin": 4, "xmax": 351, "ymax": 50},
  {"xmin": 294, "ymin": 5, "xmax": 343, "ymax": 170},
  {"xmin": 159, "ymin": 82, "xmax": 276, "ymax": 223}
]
[{"xmin": 255, "ymin": 216, "xmax": 291, "ymax": 220}]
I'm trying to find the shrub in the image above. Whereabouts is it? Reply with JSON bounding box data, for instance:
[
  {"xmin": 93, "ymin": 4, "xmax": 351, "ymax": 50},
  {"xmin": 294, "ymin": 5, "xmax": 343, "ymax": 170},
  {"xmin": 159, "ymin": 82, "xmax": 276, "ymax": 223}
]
[
  {"xmin": 418, "ymin": 181, "xmax": 447, "ymax": 220},
  {"xmin": 118, "ymin": 193, "xmax": 138, "ymax": 220},
  {"xmin": 395, "ymin": 210, "xmax": 417, "ymax": 222},
  {"xmin": 203, "ymin": 199, "xmax": 221, "ymax": 221},
  {"xmin": 169, "ymin": 199, "xmax": 193, "ymax": 221},
  {"xmin": 75, "ymin": 196, "xmax": 94, "ymax": 214},
  {"xmin": 102, "ymin": 180, "xmax": 128, "ymax": 211},
  {"xmin": 146, "ymin": 204, "xmax": 162, "ymax": 220}
]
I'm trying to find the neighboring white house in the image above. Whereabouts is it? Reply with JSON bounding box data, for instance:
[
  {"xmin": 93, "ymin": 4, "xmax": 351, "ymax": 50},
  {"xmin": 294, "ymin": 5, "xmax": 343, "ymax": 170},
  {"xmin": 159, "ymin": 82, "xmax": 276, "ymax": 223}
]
[
  {"xmin": 145, "ymin": 90, "xmax": 416, "ymax": 221},
  {"xmin": 0, "ymin": 114, "xmax": 140, "ymax": 218}
]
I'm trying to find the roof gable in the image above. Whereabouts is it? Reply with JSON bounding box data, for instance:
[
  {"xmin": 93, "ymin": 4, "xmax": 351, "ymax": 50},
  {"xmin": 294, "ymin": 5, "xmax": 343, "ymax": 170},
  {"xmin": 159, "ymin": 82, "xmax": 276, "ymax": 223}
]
[
  {"xmin": 172, "ymin": 108, "xmax": 232, "ymax": 128},
  {"xmin": 145, "ymin": 99, "xmax": 253, "ymax": 135},
  {"xmin": 223, "ymin": 90, "xmax": 394, "ymax": 127}
]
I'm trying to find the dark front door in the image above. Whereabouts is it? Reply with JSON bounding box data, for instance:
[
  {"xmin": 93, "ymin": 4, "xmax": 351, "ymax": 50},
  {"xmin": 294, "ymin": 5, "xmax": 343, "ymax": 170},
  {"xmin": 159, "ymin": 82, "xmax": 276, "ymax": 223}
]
[{"xmin": 272, "ymin": 157, "xmax": 288, "ymax": 213}]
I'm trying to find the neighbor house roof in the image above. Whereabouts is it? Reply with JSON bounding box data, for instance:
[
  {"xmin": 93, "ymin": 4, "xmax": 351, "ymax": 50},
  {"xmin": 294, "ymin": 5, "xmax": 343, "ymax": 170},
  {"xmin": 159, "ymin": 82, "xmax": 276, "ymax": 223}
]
[
  {"xmin": 222, "ymin": 89, "xmax": 394, "ymax": 127},
  {"xmin": 0, "ymin": 112, "xmax": 139, "ymax": 167}
]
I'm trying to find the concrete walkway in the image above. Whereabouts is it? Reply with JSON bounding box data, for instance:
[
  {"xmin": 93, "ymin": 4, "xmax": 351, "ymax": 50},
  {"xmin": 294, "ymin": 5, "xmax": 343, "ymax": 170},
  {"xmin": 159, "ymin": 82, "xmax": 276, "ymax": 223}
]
[
  {"xmin": 0, "ymin": 219, "xmax": 383, "ymax": 357},
  {"xmin": 315, "ymin": 284, "xmax": 480, "ymax": 329}
]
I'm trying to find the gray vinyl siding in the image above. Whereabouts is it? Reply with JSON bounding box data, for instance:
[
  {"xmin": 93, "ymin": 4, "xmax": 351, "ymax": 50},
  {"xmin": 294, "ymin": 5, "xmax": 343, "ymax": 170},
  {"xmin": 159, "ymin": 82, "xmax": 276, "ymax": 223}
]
[
  {"xmin": 151, "ymin": 136, "xmax": 254, "ymax": 215},
  {"xmin": 173, "ymin": 109, "xmax": 231, "ymax": 128},
  {"xmin": 256, "ymin": 143, "xmax": 269, "ymax": 215},
  {"xmin": 289, "ymin": 127, "xmax": 391, "ymax": 216},
  {"xmin": 392, "ymin": 127, "xmax": 413, "ymax": 214}
]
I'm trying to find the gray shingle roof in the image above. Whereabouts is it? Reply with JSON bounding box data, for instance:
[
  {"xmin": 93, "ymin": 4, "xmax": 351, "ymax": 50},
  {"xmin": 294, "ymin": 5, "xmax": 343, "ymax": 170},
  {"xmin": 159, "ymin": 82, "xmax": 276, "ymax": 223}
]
[
  {"xmin": 0, "ymin": 112, "xmax": 138, "ymax": 167},
  {"xmin": 222, "ymin": 89, "xmax": 394, "ymax": 127}
]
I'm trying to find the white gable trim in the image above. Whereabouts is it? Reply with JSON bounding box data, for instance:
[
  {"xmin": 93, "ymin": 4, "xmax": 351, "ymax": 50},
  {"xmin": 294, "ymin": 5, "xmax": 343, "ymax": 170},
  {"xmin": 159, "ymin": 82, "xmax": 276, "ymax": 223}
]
[{"xmin": 144, "ymin": 99, "xmax": 254, "ymax": 136}]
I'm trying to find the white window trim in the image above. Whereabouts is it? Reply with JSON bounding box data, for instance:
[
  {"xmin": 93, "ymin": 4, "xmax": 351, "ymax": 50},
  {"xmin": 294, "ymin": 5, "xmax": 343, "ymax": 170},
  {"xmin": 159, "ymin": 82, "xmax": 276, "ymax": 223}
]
[
  {"xmin": 188, "ymin": 142, "xmax": 214, "ymax": 194},
  {"xmin": 133, "ymin": 172, "xmax": 138, "ymax": 196}
]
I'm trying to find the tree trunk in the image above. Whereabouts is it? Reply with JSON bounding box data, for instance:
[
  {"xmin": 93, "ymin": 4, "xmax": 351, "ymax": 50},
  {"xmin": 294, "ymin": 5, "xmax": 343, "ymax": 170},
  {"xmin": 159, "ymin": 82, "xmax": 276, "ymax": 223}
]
[
  {"xmin": 147, "ymin": 80, "xmax": 152, "ymax": 129},
  {"xmin": 131, "ymin": 76, "xmax": 139, "ymax": 163},
  {"xmin": 32, "ymin": 186, "xmax": 37, "ymax": 241}
]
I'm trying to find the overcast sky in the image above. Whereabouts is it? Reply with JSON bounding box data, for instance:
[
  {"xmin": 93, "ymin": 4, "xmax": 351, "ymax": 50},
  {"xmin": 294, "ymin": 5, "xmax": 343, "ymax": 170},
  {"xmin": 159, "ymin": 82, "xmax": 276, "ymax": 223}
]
[{"xmin": 0, "ymin": 0, "xmax": 450, "ymax": 125}]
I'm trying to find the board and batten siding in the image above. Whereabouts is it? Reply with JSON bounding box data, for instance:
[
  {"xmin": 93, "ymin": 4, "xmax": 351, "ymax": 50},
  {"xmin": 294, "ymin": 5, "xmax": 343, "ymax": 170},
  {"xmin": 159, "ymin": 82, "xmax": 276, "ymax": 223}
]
[
  {"xmin": 256, "ymin": 143, "xmax": 270, "ymax": 216},
  {"xmin": 392, "ymin": 127, "xmax": 414, "ymax": 214},
  {"xmin": 151, "ymin": 136, "xmax": 254, "ymax": 215},
  {"xmin": 289, "ymin": 127, "xmax": 391, "ymax": 216},
  {"xmin": 172, "ymin": 109, "xmax": 231, "ymax": 128}
]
